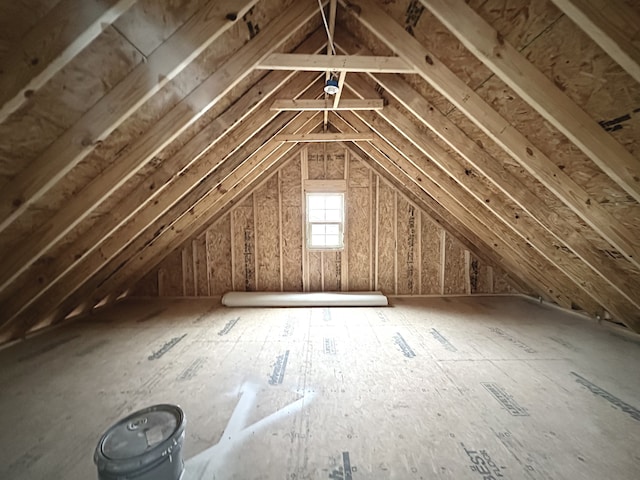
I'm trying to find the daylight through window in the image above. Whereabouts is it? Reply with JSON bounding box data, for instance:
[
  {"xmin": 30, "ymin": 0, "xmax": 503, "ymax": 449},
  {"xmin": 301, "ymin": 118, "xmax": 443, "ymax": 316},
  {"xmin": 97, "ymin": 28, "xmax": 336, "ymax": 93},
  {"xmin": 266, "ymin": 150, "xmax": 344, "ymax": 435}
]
[{"xmin": 306, "ymin": 193, "xmax": 344, "ymax": 249}]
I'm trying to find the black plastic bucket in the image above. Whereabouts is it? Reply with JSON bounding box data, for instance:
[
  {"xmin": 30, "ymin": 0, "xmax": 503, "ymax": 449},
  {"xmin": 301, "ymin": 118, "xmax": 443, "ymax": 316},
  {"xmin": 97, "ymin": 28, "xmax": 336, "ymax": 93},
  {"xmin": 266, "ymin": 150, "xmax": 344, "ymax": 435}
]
[{"xmin": 94, "ymin": 404, "xmax": 186, "ymax": 480}]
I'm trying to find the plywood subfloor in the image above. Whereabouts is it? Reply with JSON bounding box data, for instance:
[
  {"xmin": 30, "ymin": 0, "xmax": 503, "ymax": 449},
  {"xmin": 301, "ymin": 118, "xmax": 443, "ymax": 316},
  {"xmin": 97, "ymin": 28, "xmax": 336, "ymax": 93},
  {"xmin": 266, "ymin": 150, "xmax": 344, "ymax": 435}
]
[{"xmin": 0, "ymin": 296, "xmax": 639, "ymax": 479}]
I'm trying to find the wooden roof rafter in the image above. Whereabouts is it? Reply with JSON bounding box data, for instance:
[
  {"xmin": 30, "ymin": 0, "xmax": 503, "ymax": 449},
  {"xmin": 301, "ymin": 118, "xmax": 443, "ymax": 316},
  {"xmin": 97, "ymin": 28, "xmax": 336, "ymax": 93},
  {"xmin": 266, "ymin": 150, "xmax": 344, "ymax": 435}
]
[
  {"xmin": 43, "ymin": 117, "xmax": 323, "ymax": 336},
  {"xmin": 0, "ymin": 0, "xmax": 322, "ymax": 296},
  {"xmin": 0, "ymin": 31, "xmax": 329, "ymax": 332},
  {"xmin": 330, "ymin": 112, "xmax": 581, "ymax": 308},
  {"xmin": 0, "ymin": 0, "xmax": 262, "ymax": 236},
  {"xmin": 421, "ymin": 0, "xmax": 640, "ymax": 204},
  {"xmin": 333, "ymin": 31, "xmax": 640, "ymax": 329},
  {"xmin": 0, "ymin": 74, "xmax": 326, "ymax": 340},
  {"xmin": 333, "ymin": 108, "xmax": 605, "ymax": 317},
  {"xmin": 0, "ymin": 0, "xmax": 138, "ymax": 123},
  {"xmin": 339, "ymin": 0, "xmax": 640, "ymax": 274}
]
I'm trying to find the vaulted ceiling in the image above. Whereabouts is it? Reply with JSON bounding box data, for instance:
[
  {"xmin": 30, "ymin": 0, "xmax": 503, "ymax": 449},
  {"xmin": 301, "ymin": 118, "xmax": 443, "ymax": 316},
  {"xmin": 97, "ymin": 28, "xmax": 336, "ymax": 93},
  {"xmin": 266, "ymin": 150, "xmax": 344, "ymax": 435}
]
[{"xmin": 0, "ymin": 0, "xmax": 638, "ymax": 342}]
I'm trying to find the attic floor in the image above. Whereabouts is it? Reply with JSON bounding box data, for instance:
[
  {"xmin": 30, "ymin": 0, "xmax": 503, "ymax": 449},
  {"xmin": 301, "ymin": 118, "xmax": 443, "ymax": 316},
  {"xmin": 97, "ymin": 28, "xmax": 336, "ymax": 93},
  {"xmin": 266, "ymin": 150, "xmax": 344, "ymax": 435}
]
[{"xmin": 0, "ymin": 296, "xmax": 639, "ymax": 479}]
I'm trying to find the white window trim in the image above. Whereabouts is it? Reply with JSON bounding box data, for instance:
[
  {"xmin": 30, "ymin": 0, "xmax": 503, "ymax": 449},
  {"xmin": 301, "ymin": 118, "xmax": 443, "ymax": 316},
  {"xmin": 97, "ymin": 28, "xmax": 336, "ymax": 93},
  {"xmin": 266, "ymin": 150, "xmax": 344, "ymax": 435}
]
[{"xmin": 306, "ymin": 192, "xmax": 345, "ymax": 251}]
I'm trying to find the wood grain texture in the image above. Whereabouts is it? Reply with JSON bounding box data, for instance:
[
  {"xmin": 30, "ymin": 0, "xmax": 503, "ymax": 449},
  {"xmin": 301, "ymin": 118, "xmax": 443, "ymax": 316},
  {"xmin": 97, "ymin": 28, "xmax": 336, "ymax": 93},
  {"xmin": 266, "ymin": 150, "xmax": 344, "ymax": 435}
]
[
  {"xmin": 254, "ymin": 176, "xmax": 281, "ymax": 291},
  {"xmin": 422, "ymin": 0, "xmax": 640, "ymax": 203},
  {"xmin": 207, "ymin": 216, "xmax": 233, "ymax": 295},
  {"xmin": 0, "ymin": 0, "xmax": 136, "ymax": 123},
  {"xmin": 340, "ymin": 0, "xmax": 640, "ymax": 275},
  {"xmin": 0, "ymin": 0, "xmax": 261, "ymax": 235}
]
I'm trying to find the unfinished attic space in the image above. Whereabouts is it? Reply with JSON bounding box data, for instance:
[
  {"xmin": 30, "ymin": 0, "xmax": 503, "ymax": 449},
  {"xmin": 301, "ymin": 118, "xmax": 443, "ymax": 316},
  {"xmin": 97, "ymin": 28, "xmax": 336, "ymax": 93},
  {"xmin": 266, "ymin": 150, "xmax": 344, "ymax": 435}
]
[{"xmin": 1, "ymin": 0, "xmax": 640, "ymax": 478}]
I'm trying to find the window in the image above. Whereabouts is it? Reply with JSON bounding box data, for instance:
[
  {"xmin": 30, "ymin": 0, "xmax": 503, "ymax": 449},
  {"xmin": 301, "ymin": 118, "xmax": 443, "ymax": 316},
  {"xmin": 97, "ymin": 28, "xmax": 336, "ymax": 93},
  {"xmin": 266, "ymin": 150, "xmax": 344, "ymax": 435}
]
[{"xmin": 306, "ymin": 193, "xmax": 344, "ymax": 249}]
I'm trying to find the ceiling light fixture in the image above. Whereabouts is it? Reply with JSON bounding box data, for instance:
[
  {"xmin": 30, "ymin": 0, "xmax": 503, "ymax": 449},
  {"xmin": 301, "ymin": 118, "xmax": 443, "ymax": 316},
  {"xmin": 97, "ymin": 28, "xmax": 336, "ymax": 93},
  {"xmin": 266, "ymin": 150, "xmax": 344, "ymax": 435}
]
[{"xmin": 324, "ymin": 78, "xmax": 339, "ymax": 95}]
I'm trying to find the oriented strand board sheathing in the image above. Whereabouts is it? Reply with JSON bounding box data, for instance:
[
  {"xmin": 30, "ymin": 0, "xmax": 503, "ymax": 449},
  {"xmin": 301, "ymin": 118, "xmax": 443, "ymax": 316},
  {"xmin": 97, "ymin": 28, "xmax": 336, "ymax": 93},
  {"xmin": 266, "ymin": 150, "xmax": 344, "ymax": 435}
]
[
  {"xmin": 324, "ymin": 142, "xmax": 346, "ymax": 180},
  {"xmin": 254, "ymin": 175, "xmax": 281, "ymax": 291},
  {"xmin": 130, "ymin": 270, "xmax": 158, "ymax": 297},
  {"xmin": 396, "ymin": 196, "xmax": 420, "ymax": 295},
  {"xmin": 0, "ymin": 0, "xmax": 57, "ymax": 50},
  {"xmin": 0, "ymin": 26, "xmax": 143, "ymax": 181},
  {"xmin": 420, "ymin": 213, "xmax": 442, "ymax": 295},
  {"xmin": 518, "ymin": 15, "xmax": 640, "ymax": 157},
  {"xmin": 113, "ymin": 0, "xmax": 211, "ymax": 57},
  {"xmin": 182, "ymin": 245, "xmax": 195, "ymax": 296},
  {"xmin": 376, "ymin": 180, "xmax": 396, "ymax": 294},
  {"xmin": 375, "ymin": 0, "xmax": 491, "ymax": 90},
  {"xmin": 347, "ymin": 159, "xmax": 371, "ymax": 290},
  {"xmin": 467, "ymin": 0, "xmax": 563, "ymax": 51},
  {"xmin": 232, "ymin": 197, "xmax": 256, "ymax": 292},
  {"xmin": 443, "ymin": 108, "xmax": 640, "ymax": 265},
  {"xmin": 443, "ymin": 232, "xmax": 467, "ymax": 295},
  {"xmin": 322, "ymin": 252, "xmax": 341, "ymax": 292},
  {"xmin": 494, "ymin": 266, "xmax": 517, "ymax": 295},
  {"xmin": 307, "ymin": 251, "xmax": 322, "ymax": 291},
  {"xmin": 280, "ymin": 157, "xmax": 303, "ymax": 291},
  {"xmin": 470, "ymin": 253, "xmax": 493, "ymax": 294},
  {"xmin": 158, "ymin": 249, "xmax": 183, "ymax": 296},
  {"xmin": 206, "ymin": 216, "xmax": 232, "ymax": 295},
  {"xmin": 474, "ymin": 74, "xmax": 640, "ymax": 234},
  {"xmin": 307, "ymin": 144, "xmax": 325, "ymax": 180},
  {"xmin": 193, "ymin": 236, "xmax": 209, "ymax": 296}
]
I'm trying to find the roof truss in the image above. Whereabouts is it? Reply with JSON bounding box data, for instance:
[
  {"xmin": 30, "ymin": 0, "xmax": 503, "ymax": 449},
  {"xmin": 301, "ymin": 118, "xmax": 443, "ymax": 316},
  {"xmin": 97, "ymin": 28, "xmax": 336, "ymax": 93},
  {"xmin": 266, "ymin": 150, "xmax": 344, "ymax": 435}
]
[{"xmin": 0, "ymin": 0, "xmax": 639, "ymax": 341}]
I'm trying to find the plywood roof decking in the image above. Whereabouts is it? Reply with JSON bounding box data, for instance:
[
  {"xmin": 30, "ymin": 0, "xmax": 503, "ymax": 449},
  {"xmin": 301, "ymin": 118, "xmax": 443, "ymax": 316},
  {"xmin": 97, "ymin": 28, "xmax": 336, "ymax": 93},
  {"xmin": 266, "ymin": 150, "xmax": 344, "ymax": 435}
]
[{"xmin": 0, "ymin": 0, "xmax": 638, "ymax": 341}]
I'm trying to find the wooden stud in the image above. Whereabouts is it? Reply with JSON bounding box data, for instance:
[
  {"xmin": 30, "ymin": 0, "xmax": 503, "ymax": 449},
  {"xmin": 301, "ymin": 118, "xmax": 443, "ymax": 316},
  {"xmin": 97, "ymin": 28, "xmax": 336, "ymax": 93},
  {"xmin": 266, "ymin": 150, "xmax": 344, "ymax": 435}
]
[
  {"xmin": 332, "ymin": 71, "xmax": 348, "ymax": 109},
  {"xmin": 342, "ymin": 145, "xmax": 349, "ymax": 291},
  {"xmin": 332, "ymin": 111, "xmax": 604, "ymax": 315},
  {"xmin": 301, "ymin": 147, "xmax": 309, "ymax": 292},
  {"xmin": 338, "ymin": 2, "xmax": 640, "ymax": 277},
  {"xmin": 0, "ymin": 73, "xmax": 322, "ymax": 325},
  {"xmin": 374, "ymin": 176, "xmax": 380, "ymax": 290},
  {"xmin": 363, "ymin": 69, "xmax": 640, "ymax": 295},
  {"xmin": 464, "ymin": 249, "xmax": 471, "ymax": 295},
  {"xmin": 421, "ymin": 0, "xmax": 640, "ymax": 203},
  {"xmin": 278, "ymin": 170, "xmax": 284, "ymax": 291},
  {"xmin": 0, "ymin": 4, "xmax": 322, "ymax": 295},
  {"xmin": 252, "ymin": 192, "xmax": 259, "ymax": 290},
  {"xmin": 393, "ymin": 190, "xmax": 398, "ymax": 295},
  {"xmin": 416, "ymin": 209, "xmax": 422, "ymax": 295},
  {"xmin": 369, "ymin": 169, "xmax": 374, "ymax": 291},
  {"xmin": 439, "ymin": 230, "xmax": 447, "ymax": 295},
  {"xmin": 0, "ymin": 0, "xmax": 261, "ymax": 235},
  {"xmin": 230, "ymin": 213, "xmax": 236, "ymax": 292}
]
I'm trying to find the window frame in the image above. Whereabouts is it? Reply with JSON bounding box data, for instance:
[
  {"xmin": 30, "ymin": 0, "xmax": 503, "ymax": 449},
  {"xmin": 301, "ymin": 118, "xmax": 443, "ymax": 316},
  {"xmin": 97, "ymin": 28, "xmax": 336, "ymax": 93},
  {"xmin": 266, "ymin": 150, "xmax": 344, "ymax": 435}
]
[{"xmin": 305, "ymin": 191, "xmax": 345, "ymax": 251}]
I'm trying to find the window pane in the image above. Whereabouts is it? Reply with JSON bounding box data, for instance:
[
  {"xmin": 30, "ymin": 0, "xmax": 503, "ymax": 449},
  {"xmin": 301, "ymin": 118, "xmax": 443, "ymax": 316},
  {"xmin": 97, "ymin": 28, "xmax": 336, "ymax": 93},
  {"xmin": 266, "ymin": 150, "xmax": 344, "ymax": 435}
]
[
  {"xmin": 309, "ymin": 210, "xmax": 325, "ymax": 222},
  {"xmin": 306, "ymin": 193, "xmax": 344, "ymax": 249},
  {"xmin": 325, "ymin": 235, "xmax": 339, "ymax": 246},
  {"xmin": 326, "ymin": 224, "xmax": 339, "ymax": 235},
  {"xmin": 325, "ymin": 209, "xmax": 341, "ymax": 222},
  {"xmin": 308, "ymin": 196, "xmax": 325, "ymax": 210},
  {"xmin": 311, "ymin": 235, "xmax": 326, "ymax": 246},
  {"xmin": 325, "ymin": 196, "xmax": 342, "ymax": 209}
]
